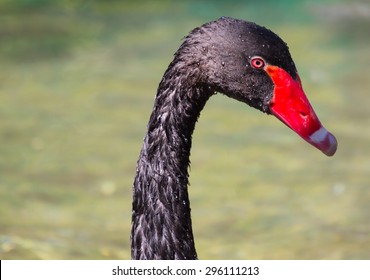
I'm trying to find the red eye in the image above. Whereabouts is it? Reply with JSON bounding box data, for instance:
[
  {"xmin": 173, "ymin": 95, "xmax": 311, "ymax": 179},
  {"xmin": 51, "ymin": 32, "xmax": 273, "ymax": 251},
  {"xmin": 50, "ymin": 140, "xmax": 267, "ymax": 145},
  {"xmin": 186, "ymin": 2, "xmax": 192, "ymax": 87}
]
[{"xmin": 251, "ymin": 56, "xmax": 265, "ymax": 69}]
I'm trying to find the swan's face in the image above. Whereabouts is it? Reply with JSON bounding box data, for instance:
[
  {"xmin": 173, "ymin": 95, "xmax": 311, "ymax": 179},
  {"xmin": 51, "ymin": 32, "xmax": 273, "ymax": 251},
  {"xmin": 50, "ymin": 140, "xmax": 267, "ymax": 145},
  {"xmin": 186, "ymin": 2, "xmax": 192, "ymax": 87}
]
[
  {"xmin": 204, "ymin": 19, "xmax": 297, "ymax": 113},
  {"xmin": 196, "ymin": 18, "xmax": 337, "ymax": 156}
]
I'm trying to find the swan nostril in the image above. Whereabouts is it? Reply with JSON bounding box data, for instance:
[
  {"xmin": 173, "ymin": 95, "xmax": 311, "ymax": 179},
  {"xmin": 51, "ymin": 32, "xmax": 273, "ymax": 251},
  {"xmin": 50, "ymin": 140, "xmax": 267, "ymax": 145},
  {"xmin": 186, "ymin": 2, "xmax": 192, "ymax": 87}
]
[{"xmin": 299, "ymin": 111, "xmax": 308, "ymax": 118}]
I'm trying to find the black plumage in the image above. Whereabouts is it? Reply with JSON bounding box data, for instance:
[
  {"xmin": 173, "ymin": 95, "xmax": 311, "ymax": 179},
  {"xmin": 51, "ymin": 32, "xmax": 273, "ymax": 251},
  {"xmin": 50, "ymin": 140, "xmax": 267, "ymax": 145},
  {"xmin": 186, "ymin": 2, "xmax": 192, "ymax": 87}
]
[{"xmin": 131, "ymin": 17, "xmax": 302, "ymax": 260}]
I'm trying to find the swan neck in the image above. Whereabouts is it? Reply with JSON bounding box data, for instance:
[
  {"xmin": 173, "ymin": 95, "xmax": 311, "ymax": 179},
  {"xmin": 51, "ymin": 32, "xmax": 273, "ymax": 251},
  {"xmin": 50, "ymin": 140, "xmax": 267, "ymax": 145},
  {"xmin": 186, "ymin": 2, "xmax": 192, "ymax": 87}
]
[{"xmin": 131, "ymin": 67, "xmax": 213, "ymax": 259}]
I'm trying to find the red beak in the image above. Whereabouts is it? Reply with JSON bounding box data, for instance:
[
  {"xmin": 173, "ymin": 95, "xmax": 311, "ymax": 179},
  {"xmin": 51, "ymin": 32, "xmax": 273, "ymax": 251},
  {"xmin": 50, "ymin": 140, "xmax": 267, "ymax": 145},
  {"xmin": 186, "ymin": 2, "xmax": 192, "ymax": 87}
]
[{"xmin": 266, "ymin": 65, "xmax": 337, "ymax": 156}]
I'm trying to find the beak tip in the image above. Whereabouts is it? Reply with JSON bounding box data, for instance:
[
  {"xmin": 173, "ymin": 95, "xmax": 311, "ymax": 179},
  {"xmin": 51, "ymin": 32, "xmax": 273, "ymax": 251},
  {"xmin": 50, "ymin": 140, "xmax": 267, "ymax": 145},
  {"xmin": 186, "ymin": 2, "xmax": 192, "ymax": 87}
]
[
  {"xmin": 309, "ymin": 127, "xmax": 337, "ymax": 157},
  {"xmin": 322, "ymin": 133, "xmax": 337, "ymax": 157}
]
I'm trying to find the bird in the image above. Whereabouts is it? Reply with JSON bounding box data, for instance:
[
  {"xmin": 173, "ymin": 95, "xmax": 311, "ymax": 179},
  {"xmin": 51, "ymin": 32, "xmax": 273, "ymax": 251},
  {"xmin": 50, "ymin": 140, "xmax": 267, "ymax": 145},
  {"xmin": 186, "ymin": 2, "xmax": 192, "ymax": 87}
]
[{"xmin": 131, "ymin": 17, "xmax": 337, "ymax": 260}]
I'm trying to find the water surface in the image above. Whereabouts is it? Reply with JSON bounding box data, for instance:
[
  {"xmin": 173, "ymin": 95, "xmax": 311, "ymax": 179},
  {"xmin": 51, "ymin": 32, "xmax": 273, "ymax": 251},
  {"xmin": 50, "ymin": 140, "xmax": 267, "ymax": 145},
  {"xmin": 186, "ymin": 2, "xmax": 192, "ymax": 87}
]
[{"xmin": 0, "ymin": 0, "xmax": 369, "ymax": 259}]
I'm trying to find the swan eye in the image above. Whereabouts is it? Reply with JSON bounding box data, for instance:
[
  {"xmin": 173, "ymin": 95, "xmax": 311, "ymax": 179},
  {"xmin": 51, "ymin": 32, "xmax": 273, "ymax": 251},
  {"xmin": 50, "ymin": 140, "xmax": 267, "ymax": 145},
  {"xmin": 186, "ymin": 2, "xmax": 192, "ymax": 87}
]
[{"xmin": 250, "ymin": 56, "xmax": 266, "ymax": 69}]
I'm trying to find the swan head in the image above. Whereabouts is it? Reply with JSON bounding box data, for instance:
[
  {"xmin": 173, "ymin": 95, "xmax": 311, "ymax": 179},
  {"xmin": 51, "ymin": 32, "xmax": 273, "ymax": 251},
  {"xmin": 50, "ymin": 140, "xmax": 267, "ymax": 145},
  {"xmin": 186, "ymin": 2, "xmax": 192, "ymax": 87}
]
[{"xmin": 180, "ymin": 17, "xmax": 337, "ymax": 156}]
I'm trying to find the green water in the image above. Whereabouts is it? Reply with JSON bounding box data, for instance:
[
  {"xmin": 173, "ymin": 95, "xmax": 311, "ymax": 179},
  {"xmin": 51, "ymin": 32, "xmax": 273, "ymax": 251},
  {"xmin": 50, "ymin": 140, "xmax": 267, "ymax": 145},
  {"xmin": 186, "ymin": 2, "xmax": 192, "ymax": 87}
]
[{"xmin": 0, "ymin": 0, "xmax": 369, "ymax": 259}]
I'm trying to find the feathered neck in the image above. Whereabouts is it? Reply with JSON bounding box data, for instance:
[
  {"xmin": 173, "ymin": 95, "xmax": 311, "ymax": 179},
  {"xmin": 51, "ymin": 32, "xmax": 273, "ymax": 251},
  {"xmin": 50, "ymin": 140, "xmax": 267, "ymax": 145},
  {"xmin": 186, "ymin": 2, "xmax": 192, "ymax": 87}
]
[{"xmin": 131, "ymin": 58, "xmax": 214, "ymax": 259}]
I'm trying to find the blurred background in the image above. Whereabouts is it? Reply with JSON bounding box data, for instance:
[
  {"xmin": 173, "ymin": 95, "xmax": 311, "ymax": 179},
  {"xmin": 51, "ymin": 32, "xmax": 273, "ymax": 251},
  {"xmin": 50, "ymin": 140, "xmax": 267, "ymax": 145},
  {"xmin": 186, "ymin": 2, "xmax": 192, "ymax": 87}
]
[{"xmin": 0, "ymin": 0, "xmax": 369, "ymax": 259}]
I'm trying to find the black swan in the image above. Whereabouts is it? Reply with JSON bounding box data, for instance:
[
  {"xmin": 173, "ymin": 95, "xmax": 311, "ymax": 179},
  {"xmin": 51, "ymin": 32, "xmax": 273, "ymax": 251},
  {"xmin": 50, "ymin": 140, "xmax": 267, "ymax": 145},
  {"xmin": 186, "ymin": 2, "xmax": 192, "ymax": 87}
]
[{"xmin": 131, "ymin": 17, "xmax": 337, "ymax": 260}]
